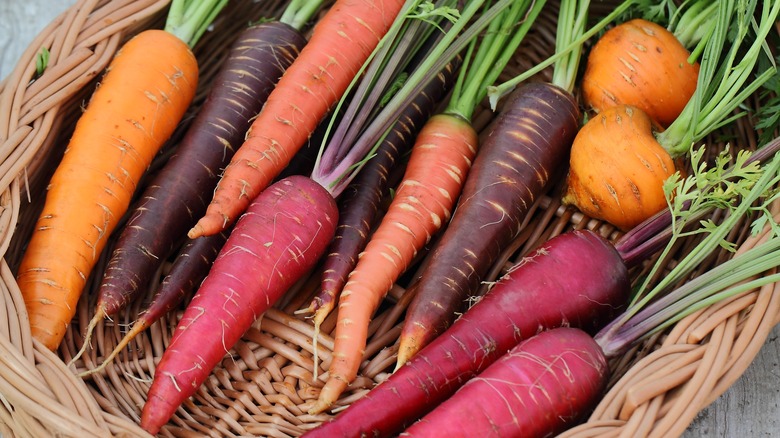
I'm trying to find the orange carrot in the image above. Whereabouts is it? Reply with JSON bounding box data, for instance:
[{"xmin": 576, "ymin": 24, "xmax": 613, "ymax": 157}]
[
  {"xmin": 188, "ymin": 0, "xmax": 407, "ymax": 238},
  {"xmin": 562, "ymin": 105, "xmax": 676, "ymax": 231},
  {"xmin": 581, "ymin": 18, "xmax": 700, "ymax": 128},
  {"xmin": 16, "ymin": 30, "xmax": 198, "ymax": 350},
  {"xmin": 309, "ymin": 113, "xmax": 478, "ymax": 413},
  {"xmin": 14, "ymin": 0, "xmax": 226, "ymax": 350},
  {"xmin": 563, "ymin": 1, "xmax": 779, "ymax": 230}
]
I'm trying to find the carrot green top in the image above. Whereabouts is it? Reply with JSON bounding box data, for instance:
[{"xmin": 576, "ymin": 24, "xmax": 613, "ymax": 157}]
[
  {"xmin": 658, "ymin": 0, "xmax": 779, "ymax": 157},
  {"xmin": 279, "ymin": 0, "xmax": 326, "ymax": 31},
  {"xmin": 312, "ymin": 0, "xmax": 550, "ymax": 194},
  {"xmin": 440, "ymin": 0, "xmax": 546, "ymax": 123},
  {"xmin": 163, "ymin": 0, "xmax": 229, "ymax": 48}
]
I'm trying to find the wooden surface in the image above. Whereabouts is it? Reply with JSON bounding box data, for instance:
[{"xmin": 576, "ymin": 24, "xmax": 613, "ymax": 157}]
[{"xmin": 1, "ymin": 1, "xmax": 778, "ymax": 437}]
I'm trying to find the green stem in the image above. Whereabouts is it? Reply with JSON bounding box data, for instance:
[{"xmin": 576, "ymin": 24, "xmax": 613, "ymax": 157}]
[
  {"xmin": 599, "ymin": 241, "xmax": 780, "ymax": 356},
  {"xmin": 164, "ymin": 0, "xmax": 229, "ymax": 48},
  {"xmin": 617, "ymin": 147, "xmax": 780, "ymax": 325},
  {"xmin": 446, "ymin": 0, "xmax": 544, "ymax": 122},
  {"xmin": 659, "ymin": 0, "xmax": 780, "ymax": 157},
  {"xmin": 330, "ymin": 0, "xmax": 518, "ymax": 162},
  {"xmin": 629, "ymin": 150, "xmax": 780, "ymax": 314},
  {"xmin": 670, "ymin": 0, "xmax": 717, "ymax": 50},
  {"xmin": 279, "ymin": 0, "xmax": 327, "ymax": 30},
  {"xmin": 550, "ymin": 0, "xmax": 590, "ymax": 93},
  {"xmin": 487, "ymin": 0, "xmax": 635, "ymax": 109}
]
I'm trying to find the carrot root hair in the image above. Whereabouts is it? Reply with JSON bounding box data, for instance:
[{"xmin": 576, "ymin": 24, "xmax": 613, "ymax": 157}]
[
  {"xmin": 77, "ymin": 319, "xmax": 149, "ymax": 378},
  {"xmin": 68, "ymin": 306, "xmax": 107, "ymax": 367}
]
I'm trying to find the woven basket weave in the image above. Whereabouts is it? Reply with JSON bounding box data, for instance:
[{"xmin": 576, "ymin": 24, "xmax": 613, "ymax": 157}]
[{"xmin": 1, "ymin": 1, "xmax": 778, "ymax": 437}]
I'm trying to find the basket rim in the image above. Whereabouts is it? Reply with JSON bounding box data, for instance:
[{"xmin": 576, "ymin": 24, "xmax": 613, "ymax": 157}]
[{"xmin": 1, "ymin": 1, "xmax": 779, "ymax": 437}]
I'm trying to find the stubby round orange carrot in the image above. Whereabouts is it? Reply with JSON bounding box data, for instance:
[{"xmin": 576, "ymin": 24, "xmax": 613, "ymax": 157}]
[
  {"xmin": 309, "ymin": 113, "xmax": 478, "ymax": 414},
  {"xmin": 16, "ymin": 29, "xmax": 198, "ymax": 350},
  {"xmin": 562, "ymin": 104, "xmax": 676, "ymax": 231},
  {"xmin": 581, "ymin": 18, "xmax": 699, "ymax": 128},
  {"xmin": 188, "ymin": 0, "xmax": 407, "ymax": 238},
  {"xmin": 562, "ymin": 1, "xmax": 780, "ymax": 231}
]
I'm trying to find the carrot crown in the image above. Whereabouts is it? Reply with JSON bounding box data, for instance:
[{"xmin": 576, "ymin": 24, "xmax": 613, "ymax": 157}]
[
  {"xmin": 164, "ymin": 0, "xmax": 230, "ymax": 48},
  {"xmin": 312, "ymin": 0, "xmax": 542, "ymax": 195},
  {"xmin": 279, "ymin": 0, "xmax": 327, "ymax": 31},
  {"xmin": 443, "ymin": 0, "xmax": 546, "ymax": 122},
  {"xmin": 313, "ymin": 0, "xmax": 544, "ymax": 196}
]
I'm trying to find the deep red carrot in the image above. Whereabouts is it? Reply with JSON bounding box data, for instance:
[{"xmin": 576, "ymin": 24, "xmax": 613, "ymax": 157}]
[
  {"xmin": 189, "ymin": 0, "xmax": 407, "ymax": 238},
  {"xmin": 70, "ymin": 21, "xmax": 308, "ymax": 362},
  {"xmin": 302, "ymin": 230, "xmax": 629, "ymax": 437},
  {"xmin": 396, "ymin": 81, "xmax": 580, "ymax": 367},
  {"xmin": 140, "ymin": 175, "xmax": 337, "ymax": 435},
  {"xmin": 300, "ymin": 57, "xmax": 461, "ymax": 341},
  {"xmin": 401, "ymin": 327, "xmax": 608, "ymax": 438}
]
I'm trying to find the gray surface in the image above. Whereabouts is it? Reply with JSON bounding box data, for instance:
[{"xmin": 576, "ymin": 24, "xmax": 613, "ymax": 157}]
[{"xmin": 1, "ymin": 1, "xmax": 778, "ymax": 437}]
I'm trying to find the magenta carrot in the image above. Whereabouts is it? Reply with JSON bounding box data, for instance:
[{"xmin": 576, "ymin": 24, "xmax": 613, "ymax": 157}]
[
  {"xmin": 189, "ymin": 0, "xmax": 407, "ymax": 238},
  {"xmin": 401, "ymin": 327, "xmax": 608, "ymax": 438},
  {"xmin": 73, "ymin": 21, "xmax": 308, "ymax": 362},
  {"xmin": 302, "ymin": 230, "xmax": 629, "ymax": 437},
  {"xmin": 140, "ymin": 175, "xmax": 338, "ymax": 435},
  {"xmin": 396, "ymin": 81, "xmax": 580, "ymax": 367}
]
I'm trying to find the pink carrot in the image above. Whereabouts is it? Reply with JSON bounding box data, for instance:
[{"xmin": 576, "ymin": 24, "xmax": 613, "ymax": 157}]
[
  {"xmin": 303, "ymin": 230, "xmax": 629, "ymax": 437},
  {"xmin": 401, "ymin": 327, "xmax": 608, "ymax": 437},
  {"xmin": 140, "ymin": 175, "xmax": 337, "ymax": 435}
]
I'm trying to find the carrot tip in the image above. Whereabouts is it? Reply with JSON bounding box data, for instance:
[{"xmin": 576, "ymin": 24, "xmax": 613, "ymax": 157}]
[
  {"xmin": 312, "ymin": 304, "xmax": 332, "ymax": 328},
  {"xmin": 187, "ymin": 224, "xmax": 203, "ymax": 239},
  {"xmin": 78, "ymin": 320, "xmax": 148, "ymax": 378},
  {"xmin": 395, "ymin": 337, "xmax": 419, "ymax": 371},
  {"xmin": 293, "ymin": 305, "xmax": 314, "ymax": 315},
  {"xmin": 68, "ymin": 306, "xmax": 107, "ymax": 368},
  {"xmin": 309, "ymin": 375, "xmax": 348, "ymax": 415},
  {"xmin": 308, "ymin": 397, "xmax": 333, "ymax": 416}
]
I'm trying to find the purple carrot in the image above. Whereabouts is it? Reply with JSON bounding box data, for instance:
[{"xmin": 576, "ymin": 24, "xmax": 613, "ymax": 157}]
[
  {"xmin": 141, "ymin": 175, "xmax": 338, "ymax": 435},
  {"xmin": 74, "ymin": 22, "xmax": 307, "ymax": 358},
  {"xmin": 401, "ymin": 327, "xmax": 608, "ymax": 438},
  {"xmin": 303, "ymin": 229, "xmax": 629, "ymax": 438},
  {"xmin": 396, "ymin": 82, "xmax": 580, "ymax": 367},
  {"xmin": 80, "ymin": 228, "xmax": 230, "ymax": 376},
  {"xmin": 299, "ymin": 58, "xmax": 461, "ymax": 333}
]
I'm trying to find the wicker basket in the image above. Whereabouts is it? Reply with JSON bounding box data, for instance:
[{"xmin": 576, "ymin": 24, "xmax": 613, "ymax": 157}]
[{"xmin": 1, "ymin": 1, "xmax": 778, "ymax": 437}]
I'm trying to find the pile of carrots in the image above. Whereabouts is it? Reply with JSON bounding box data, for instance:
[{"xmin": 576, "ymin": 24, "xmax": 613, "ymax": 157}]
[{"xmin": 12, "ymin": 0, "xmax": 780, "ymax": 437}]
